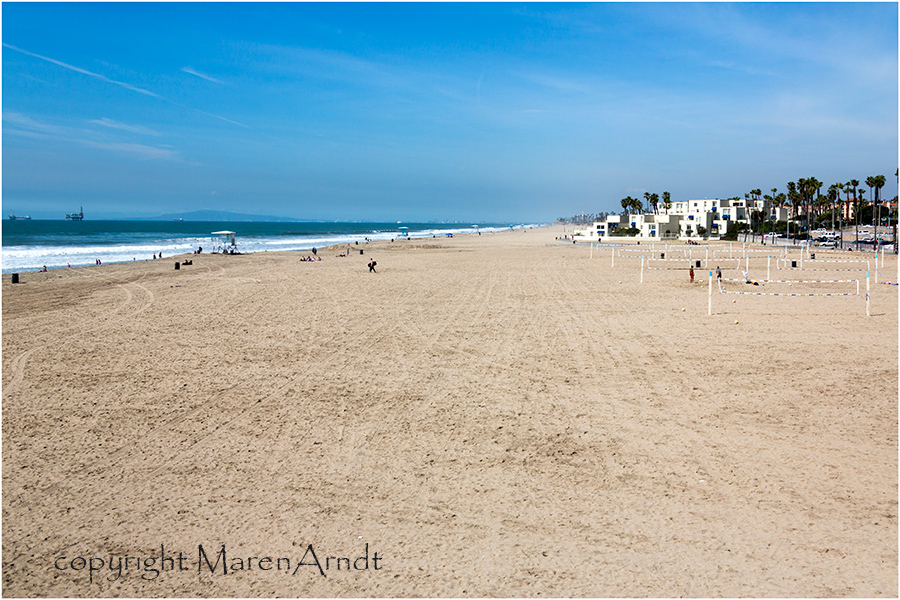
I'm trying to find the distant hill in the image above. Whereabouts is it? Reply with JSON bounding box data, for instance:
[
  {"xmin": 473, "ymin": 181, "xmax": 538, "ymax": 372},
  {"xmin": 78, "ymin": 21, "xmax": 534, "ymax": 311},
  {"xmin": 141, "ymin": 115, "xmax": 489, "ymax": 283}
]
[{"xmin": 146, "ymin": 210, "xmax": 304, "ymax": 222}]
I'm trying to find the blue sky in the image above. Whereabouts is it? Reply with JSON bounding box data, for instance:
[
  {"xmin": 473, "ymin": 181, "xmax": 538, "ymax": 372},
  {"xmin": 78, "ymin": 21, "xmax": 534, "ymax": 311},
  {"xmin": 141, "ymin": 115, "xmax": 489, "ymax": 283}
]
[{"xmin": 3, "ymin": 3, "xmax": 897, "ymax": 222}]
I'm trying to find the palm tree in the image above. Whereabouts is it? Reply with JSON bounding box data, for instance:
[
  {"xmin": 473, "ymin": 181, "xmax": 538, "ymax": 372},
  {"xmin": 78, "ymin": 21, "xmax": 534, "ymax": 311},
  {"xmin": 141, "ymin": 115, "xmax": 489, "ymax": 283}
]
[
  {"xmin": 631, "ymin": 197, "xmax": 644, "ymax": 215},
  {"xmin": 815, "ymin": 191, "xmax": 829, "ymax": 229},
  {"xmin": 621, "ymin": 196, "xmax": 633, "ymax": 217},
  {"xmin": 797, "ymin": 178, "xmax": 808, "ymax": 234},
  {"xmin": 843, "ymin": 182, "xmax": 852, "ymax": 221},
  {"xmin": 850, "ymin": 179, "xmax": 861, "ymax": 244},
  {"xmin": 869, "ymin": 175, "xmax": 886, "ymax": 233},
  {"xmin": 786, "ymin": 181, "xmax": 798, "ymax": 238},
  {"xmin": 874, "ymin": 175, "xmax": 886, "ymax": 246},
  {"xmin": 770, "ymin": 187, "xmax": 778, "ymax": 223},
  {"xmin": 662, "ymin": 191, "xmax": 671, "ymax": 214},
  {"xmin": 834, "ymin": 183, "xmax": 844, "ymax": 246},
  {"xmin": 807, "ymin": 177, "xmax": 822, "ymax": 232},
  {"xmin": 866, "ymin": 176, "xmax": 876, "ymax": 228}
]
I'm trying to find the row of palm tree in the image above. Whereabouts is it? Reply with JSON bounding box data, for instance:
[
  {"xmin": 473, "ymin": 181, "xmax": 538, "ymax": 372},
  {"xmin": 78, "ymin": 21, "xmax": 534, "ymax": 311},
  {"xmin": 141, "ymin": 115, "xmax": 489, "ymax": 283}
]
[
  {"xmin": 779, "ymin": 176, "xmax": 888, "ymax": 244},
  {"xmin": 732, "ymin": 175, "xmax": 891, "ymax": 245},
  {"xmin": 570, "ymin": 175, "xmax": 893, "ymax": 240},
  {"xmin": 620, "ymin": 192, "xmax": 673, "ymax": 216}
]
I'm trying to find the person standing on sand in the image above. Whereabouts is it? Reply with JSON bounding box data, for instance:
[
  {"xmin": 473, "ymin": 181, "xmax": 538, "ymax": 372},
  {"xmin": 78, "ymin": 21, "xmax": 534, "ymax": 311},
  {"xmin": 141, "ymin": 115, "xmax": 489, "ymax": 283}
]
[
  {"xmin": 716, "ymin": 266, "xmax": 722, "ymax": 280},
  {"xmin": 689, "ymin": 265, "xmax": 694, "ymax": 283},
  {"xmin": 368, "ymin": 258, "xmax": 377, "ymax": 273}
]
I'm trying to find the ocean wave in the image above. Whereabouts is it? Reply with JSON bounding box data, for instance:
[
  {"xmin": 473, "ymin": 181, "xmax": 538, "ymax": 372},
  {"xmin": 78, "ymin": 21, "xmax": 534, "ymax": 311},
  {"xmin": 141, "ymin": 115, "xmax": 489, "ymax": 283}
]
[{"xmin": 1, "ymin": 224, "xmax": 539, "ymax": 273}]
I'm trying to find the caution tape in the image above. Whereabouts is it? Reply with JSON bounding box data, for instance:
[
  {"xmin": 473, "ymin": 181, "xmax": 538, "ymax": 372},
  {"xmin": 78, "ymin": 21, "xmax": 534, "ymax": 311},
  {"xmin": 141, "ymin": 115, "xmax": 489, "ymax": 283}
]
[
  {"xmin": 775, "ymin": 266, "xmax": 869, "ymax": 272},
  {"xmin": 717, "ymin": 280, "xmax": 858, "ymax": 296}
]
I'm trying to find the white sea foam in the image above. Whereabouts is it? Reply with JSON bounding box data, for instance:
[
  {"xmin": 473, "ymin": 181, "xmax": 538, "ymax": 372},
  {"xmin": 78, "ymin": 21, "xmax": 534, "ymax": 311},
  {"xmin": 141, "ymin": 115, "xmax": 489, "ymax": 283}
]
[{"xmin": 1, "ymin": 225, "xmax": 538, "ymax": 273}]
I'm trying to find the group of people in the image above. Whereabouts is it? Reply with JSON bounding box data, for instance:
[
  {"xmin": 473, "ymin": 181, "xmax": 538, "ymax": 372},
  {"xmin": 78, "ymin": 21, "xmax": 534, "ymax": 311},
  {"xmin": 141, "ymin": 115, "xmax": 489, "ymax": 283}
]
[
  {"xmin": 299, "ymin": 255, "xmax": 321, "ymax": 262},
  {"xmin": 689, "ymin": 265, "xmax": 724, "ymax": 283}
]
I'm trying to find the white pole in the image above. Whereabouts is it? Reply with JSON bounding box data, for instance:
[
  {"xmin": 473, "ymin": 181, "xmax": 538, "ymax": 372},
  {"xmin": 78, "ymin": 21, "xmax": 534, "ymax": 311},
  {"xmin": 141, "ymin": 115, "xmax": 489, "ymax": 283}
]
[
  {"xmin": 875, "ymin": 262, "xmax": 878, "ymax": 284},
  {"xmin": 689, "ymin": 247, "xmax": 692, "ymax": 261},
  {"xmin": 611, "ymin": 245, "xmax": 615, "ymax": 268},
  {"xmin": 641, "ymin": 255, "xmax": 645, "ymax": 283},
  {"xmin": 800, "ymin": 244, "xmax": 804, "ymax": 269},
  {"xmin": 706, "ymin": 246, "xmax": 709, "ymax": 262},
  {"xmin": 590, "ymin": 242, "xmax": 593, "ymax": 259},
  {"xmin": 767, "ymin": 255, "xmax": 771, "ymax": 281},
  {"xmin": 708, "ymin": 271, "xmax": 713, "ymax": 316},
  {"xmin": 866, "ymin": 272, "xmax": 870, "ymax": 316},
  {"xmin": 745, "ymin": 253, "xmax": 749, "ymax": 273}
]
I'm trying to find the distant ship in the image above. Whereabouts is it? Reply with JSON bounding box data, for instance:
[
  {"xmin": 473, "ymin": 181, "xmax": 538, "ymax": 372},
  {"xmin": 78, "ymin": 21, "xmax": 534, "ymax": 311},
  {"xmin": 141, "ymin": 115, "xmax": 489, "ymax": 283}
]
[
  {"xmin": 65, "ymin": 207, "xmax": 84, "ymax": 221},
  {"xmin": 8, "ymin": 214, "xmax": 31, "ymax": 220}
]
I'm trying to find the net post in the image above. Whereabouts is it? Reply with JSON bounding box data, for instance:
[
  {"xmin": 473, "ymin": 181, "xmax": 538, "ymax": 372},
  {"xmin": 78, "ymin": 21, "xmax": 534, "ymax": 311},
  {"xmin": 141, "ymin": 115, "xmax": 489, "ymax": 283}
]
[{"xmin": 866, "ymin": 272, "xmax": 871, "ymax": 316}]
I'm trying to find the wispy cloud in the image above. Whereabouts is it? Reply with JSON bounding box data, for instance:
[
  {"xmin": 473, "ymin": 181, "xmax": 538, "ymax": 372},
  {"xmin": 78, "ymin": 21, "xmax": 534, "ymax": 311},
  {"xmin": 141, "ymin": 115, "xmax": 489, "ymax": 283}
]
[
  {"xmin": 512, "ymin": 71, "xmax": 589, "ymax": 94},
  {"xmin": 4, "ymin": 112, "xmax": 178, "ymax": 160},
  {"xmin": 181, "ymin": 67, "xmax": 225, "ymax": 84},
  {"xmin": 3, "ymin": 43, "xmax": 159, "ymax": 97},
  {"xmin": 3, "ymin": 112, "xmax": 69, "ymax": 136},
  {"xmin": 192, "ymin": 109, "xmax": 249, "ymax": 129},
  {"xmin": 88, "ymin": 117, "xmax": 161, "ymax": 136},
  {"xmin": 254, "ymin": 44, "xmax": 401, "ymax": 89},
  {"xmin": 4, "ymin": 44, "xmax": 248, "ymax": 130},
  {"xmin": 81, "ymin": 140, "xmax": 178, "ymax": 160}
]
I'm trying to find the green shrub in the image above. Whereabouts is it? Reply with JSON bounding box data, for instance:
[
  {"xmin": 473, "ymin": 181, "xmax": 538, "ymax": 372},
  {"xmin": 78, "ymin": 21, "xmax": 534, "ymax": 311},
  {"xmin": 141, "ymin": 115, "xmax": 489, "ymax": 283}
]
[{"xmin": 611, "ymin": 227, "xmax": 641, "ymax": 237}]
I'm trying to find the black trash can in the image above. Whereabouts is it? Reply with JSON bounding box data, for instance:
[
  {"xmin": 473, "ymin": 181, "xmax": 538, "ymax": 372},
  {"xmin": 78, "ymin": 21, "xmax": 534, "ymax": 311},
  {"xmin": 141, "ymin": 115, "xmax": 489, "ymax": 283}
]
[
  {"xmin": 695, "ymin": 260, "xmax": 701, "ymax": 268},
  {"xmin": 175, "ymin": 262, "xmax": 180, "ymax": 270},
  {"xmin": 11, "ymin": 273, "xmax": 19, "ymax": 284},
  {"xmin": 791, "ymin": 260, "xmax": 797, "ymax": 268},
  {"xmin": 810, "ymin": 253, "xmax": 815, "ymax": 260},
  {"xmin": 660, "ymin": 253, "xmax": 665, "ymax": 259},
  {"xmin": 360, "ymin": 249, "xmax": 364, "ymax": 255}
]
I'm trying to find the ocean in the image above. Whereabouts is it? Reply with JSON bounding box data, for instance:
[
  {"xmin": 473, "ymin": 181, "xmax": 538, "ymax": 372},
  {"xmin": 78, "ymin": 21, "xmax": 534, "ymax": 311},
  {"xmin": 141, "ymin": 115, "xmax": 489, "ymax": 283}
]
[{"xmin": 0, "ymin": 220, "xmax": 537, "ymax": 274}]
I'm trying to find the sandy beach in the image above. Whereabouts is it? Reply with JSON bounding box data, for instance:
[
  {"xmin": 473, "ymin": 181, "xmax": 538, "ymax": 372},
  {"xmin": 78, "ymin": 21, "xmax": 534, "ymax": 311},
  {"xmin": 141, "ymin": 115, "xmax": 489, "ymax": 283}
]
[{"xmin": 2, "ymin": 225, "xmax": 897, "ymax": 597}]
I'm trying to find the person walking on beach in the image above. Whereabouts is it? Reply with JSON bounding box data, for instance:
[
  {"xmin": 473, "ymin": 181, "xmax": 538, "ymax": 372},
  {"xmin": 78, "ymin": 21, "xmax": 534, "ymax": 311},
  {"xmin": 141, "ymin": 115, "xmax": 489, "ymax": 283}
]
[
  {"xmin": 716, "ymin": 266, "xmax": 722, "ymax": 280},
  {"xmin": 368, "ymin": 258, "xmax": 377, "ymax": 273},
  {"xmin": 689, "ymin": 266, "xmax": 694, "ymax": 283}
]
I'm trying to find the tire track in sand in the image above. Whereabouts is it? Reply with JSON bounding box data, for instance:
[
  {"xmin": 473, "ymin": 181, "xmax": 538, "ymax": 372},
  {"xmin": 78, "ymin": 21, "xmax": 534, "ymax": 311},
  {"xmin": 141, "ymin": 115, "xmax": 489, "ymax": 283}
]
[{"xmin": 3, "ymin": 280, "xmax": 155, "ymax": 399}]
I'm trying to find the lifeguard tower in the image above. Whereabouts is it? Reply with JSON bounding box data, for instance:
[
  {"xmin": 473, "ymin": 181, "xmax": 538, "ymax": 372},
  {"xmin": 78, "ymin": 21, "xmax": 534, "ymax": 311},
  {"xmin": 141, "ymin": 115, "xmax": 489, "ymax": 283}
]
[
  {"xmin": 398, "ymin": 226, "xmax": 409, "ymax": 237},
  {"xmin": 211, "ymin": 230, "xmax": 239, "ymax": 254}
]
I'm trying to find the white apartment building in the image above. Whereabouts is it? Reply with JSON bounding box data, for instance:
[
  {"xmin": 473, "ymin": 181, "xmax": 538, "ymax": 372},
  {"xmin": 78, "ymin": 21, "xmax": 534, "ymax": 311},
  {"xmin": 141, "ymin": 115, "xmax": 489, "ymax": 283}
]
[{"xmin": 575, "ymin": 197, "xmax": 779, "ymax": 241}]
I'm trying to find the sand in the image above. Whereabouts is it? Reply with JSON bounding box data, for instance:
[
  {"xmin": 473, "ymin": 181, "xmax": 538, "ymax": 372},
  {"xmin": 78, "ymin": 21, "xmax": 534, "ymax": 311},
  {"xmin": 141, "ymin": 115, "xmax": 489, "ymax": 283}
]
[{"xmin": 2, "ymin": 225, "xmax": 897, "ymax": 597}]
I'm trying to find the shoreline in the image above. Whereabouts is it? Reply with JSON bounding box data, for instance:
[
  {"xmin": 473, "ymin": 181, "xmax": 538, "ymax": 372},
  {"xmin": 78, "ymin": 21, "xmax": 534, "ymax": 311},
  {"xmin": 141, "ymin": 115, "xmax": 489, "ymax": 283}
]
[{"xmin": 1, "ymin": 222, "xmax": 545, "ymax": 275}]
